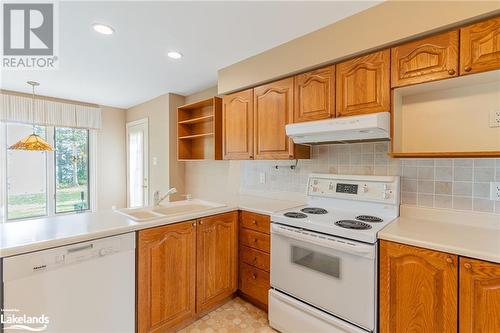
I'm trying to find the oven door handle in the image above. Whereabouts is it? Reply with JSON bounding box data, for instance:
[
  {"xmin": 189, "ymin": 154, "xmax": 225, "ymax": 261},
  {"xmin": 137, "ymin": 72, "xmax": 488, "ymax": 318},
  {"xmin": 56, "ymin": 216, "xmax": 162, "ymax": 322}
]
[{"xmin": 271, "ymin": 224, "xmax": 375, "ymax": 259}]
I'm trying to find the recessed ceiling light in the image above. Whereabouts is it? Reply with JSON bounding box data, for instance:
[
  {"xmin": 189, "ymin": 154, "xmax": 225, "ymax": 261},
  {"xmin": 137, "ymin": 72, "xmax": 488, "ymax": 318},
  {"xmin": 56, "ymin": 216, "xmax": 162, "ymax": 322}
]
[
  {"xmin": 167, "ymin": 51, "xmax": 182, "ymax": 59},
  {"xmin": 93, "ymin": 23, "xmax": 114, "ymax": 35}
]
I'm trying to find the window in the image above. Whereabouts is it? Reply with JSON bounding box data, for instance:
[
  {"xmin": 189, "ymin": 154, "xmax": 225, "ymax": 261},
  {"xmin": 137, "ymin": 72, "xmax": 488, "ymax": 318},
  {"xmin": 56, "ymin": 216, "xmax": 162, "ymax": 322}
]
[{"xmin": 4, "ymin": 123, "xmax": 93, "ymax": 221}]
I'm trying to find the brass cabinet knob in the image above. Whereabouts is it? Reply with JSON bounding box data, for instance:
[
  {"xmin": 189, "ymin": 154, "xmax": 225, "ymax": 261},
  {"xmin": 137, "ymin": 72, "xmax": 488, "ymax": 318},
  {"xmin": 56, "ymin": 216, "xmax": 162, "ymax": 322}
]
[
  {"xmin": 447, "ymin": 69, "xmax": 456, "ymax": 75},
  {"xmin": 252, "ymin": 220, "xmax": 257, "ymax": 225},
  {"xmin": 253, "ymin": 257, "xmax": 258, "ymax": 263},
  {"xmin": 199, "ymin": 221, "xmax": 203, "ymax": 225},
  {"xmin": 464, "ymin": 66, "xmax": 472, "ymax": 72},
  {"xmin": 250, "ymin": 155, "xmax": 254, "ymax": 159},
  {"xmin": 252, "ymin": 274, "xmax": 257, "ymax": 280},
  {"xmin": 464, "ymin": 263, "xmax": 472, "ymax": 269},
  {"xmin": 192, "ymin": 222, "xmax": 196, "ymax": 227},
  {"xmin": 253, "ymin": 238, "xmax": 258, "ymax": 243},
  {"xmin": 446, "ymin": 257, "xmax": 453, "ymax": 264}
]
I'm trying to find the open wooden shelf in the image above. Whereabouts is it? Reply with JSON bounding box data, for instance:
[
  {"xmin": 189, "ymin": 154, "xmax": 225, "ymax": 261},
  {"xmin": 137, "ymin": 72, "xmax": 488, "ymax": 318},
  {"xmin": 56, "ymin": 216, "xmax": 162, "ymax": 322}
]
[
  {"xmin": 177, "ymin": 97, "xmax": 222, "ymax": 160},
  {"xmin": 178, "ymin": 132, "xmax": 214, "ymax": 140},
  {"xmin": 178, "ymin": 115, "xmax": 214, "ymax": 125}
]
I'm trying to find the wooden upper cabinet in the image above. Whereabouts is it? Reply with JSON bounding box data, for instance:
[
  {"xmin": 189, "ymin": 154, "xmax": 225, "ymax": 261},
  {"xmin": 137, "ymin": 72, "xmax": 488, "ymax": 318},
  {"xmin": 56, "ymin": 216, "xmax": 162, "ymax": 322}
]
[
  {"xmin": 336, "ymin": 50, "xmax": 390, "ymax": 117},
  {"xmin": 460, "ymin": 16, "xmax": 500, "ymax": 75},
  {"xmin": 254, "ymin": 77, "xmax": 305, "ymax": 159},
  {"xmin": 196, "ymin": 212, "xmax": 238, "ymax": 313},
  {"xmin": 391, "ymin": 31, "xmax": 459, "ymax": 88},
  {"xmin": 137, "ymin": 221, "xmax": 197, "ymax": 333},
  {"xmin": 223, "ymin": 89, "xmax": 254, "ymax": 160},
  {"xmin": 294, "ymin": 65, "xmax": 335, "ymax": 122},
  {"xmin": 459, "ymin": 257, "xmax": 500, "ymax": 333},
  {"xmin": 379, "ymin": 241, "xmax": 458, "ymax": 333}
]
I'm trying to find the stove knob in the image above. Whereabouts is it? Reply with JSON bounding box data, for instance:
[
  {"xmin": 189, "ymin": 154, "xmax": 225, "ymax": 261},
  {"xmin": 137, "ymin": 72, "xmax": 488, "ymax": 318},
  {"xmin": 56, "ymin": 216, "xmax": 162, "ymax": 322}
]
[
  {"xmin": 361, "ymin": 184, "xmax": 368, "ymax": 193},
  {"xmin": 382, "ymin": 191, "xmax": 390, "ymax": 200}
]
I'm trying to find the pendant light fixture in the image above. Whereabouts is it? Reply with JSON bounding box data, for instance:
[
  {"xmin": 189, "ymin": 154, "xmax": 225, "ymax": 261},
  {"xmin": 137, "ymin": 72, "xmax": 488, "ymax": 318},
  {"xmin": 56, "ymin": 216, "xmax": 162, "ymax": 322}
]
[{"xmin": 9, "ymin": 81, "xmax": 54, "ymax": 151}]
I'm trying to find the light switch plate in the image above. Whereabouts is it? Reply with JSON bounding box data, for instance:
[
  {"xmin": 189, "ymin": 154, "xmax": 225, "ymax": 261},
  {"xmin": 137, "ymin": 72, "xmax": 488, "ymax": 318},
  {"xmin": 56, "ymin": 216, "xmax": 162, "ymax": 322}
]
[
  {"xmin": 491, "ymin": 182, "xmax": 500, "ymax": 201},
  {"xmin": 490, "ymin": 110, "xmax": 500, "ymax": 128}
]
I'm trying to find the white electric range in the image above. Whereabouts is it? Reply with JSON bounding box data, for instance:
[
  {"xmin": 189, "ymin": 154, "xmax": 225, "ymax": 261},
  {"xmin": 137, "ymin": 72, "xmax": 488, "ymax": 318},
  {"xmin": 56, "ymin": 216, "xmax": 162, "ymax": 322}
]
[{"xmin": 269, "ymin": 173, "xmax": 400, "ymax": 333}]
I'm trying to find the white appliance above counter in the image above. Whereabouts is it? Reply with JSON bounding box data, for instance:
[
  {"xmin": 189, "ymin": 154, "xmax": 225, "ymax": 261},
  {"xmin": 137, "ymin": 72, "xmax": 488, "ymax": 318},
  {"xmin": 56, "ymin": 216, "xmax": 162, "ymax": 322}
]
[{"xmin": 286, "ymin": 112, "xmax": 390, "ymax": 144}]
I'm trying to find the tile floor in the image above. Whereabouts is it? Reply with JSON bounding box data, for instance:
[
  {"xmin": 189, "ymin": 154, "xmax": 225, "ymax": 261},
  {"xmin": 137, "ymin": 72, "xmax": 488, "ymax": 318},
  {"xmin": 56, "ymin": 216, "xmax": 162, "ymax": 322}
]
[{"xmin": 179, "ymin": 297, "xmax": 275, "ymax": 333}]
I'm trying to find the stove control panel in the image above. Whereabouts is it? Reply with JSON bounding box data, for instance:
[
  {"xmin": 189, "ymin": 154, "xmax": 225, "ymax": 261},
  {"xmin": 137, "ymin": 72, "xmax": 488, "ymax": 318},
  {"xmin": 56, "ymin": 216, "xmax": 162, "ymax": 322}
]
[{"xmin": 308, "ymin": 174, "xmax": 399, "ymax": 204}]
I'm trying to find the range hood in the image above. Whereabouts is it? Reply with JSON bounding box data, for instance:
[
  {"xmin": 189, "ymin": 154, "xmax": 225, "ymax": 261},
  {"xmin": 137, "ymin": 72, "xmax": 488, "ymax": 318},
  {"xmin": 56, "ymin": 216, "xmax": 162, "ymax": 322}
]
[{"xmin": 286, "ymin": 112, "xmax": 390, "ymax": 144}]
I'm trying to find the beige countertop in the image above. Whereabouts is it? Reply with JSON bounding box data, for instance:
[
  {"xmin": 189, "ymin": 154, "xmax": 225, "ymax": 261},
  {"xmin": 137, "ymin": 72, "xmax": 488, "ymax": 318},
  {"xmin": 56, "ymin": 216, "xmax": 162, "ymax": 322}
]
[
  {"xmin": 379, "ymin": 205, "xmax": 500, "ymax": 263},
  {"xmin": 0, "ymin": 195, "xmax": 302, "ymax": 258}
]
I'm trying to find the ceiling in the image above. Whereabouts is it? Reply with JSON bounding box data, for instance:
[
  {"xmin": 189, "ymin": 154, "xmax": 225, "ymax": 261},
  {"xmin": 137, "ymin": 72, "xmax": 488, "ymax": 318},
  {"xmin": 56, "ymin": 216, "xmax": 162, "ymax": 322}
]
[{"xmin": 0, "ymin": 1, "xmax": 381, "ymax": 108}]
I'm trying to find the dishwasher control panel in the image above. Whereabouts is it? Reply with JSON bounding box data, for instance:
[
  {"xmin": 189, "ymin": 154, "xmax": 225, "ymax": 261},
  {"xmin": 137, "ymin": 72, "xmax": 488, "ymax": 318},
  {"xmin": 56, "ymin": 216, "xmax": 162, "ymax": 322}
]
[{"xmin": 2, "ymin": 233, "xmax": 135, "ymax": 282}]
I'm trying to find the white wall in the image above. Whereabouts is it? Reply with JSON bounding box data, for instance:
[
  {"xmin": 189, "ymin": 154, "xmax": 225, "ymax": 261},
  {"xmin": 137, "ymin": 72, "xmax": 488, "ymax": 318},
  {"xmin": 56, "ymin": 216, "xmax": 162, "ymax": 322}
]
[
  {"xmin": 97, "ymin": 106, "xmax": 127, "ymax": 209},
  {"xmin": 126, "ymin": 93, "xmax": 186, "ymax": 203}
]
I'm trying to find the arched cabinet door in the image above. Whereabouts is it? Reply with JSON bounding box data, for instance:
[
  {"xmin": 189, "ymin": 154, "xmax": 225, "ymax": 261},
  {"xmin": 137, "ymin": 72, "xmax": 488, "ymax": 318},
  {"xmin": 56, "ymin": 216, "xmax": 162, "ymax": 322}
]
[
  {"xmin": 222, "ymin": 89, "xmax": 253, "ymax": 160},
  {"xmin": 336, "ymin": 50, "xmax": 390, "ymax": 117},
  {"xmin": 391, "ymin": 31, "xmax": 459, "ymax": 88},
  {"xmin": 460, "ymin": 16, "xmax": 500, "ymax": 75},
  {"xmin": 253, "ymin": 77, "xmax": 295, "ymax": 160},
  {"xmin": 294, "ymin": 65, "xmax": 335, "ymax": 122},
  {"xmin": 379, "ymin": 240, "xmax": 458, "ymax": 333},
  {"xmin": 459, "ymin": 257, "xmax": 500, "ymax": 333},
  {"xmin": 137, "ymin": 221, "xmax": 197, "ymax": 333}
]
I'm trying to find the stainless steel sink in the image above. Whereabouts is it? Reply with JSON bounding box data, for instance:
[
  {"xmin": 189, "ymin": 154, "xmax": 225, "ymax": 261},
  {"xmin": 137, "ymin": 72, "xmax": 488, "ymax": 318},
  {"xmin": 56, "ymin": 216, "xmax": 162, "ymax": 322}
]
[{"xmin": 115, "ymin": 199, "xmax": 225, "ymax": 221}]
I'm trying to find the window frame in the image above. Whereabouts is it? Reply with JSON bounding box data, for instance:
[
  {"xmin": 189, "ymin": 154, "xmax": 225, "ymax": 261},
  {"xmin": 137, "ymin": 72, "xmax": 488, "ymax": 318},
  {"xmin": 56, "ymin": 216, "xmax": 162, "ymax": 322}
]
[{"xmin": 0, "ymin": 123, "xmax": 97, "ymax": 222}]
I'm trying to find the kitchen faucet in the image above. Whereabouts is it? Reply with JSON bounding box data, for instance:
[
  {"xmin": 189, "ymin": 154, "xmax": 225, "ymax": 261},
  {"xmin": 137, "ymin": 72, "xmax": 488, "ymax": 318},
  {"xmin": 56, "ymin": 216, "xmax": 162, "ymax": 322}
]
[{"xmin": 153, "ymin": 188, "xmax": 177, "ymax": 206}]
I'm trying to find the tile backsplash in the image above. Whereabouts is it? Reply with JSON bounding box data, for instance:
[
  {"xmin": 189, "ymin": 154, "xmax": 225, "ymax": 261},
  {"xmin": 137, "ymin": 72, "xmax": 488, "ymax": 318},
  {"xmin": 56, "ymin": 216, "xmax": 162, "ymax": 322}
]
[{"xmin": 240, "ymin": 142, "xmax": 500, "ymax": 214}]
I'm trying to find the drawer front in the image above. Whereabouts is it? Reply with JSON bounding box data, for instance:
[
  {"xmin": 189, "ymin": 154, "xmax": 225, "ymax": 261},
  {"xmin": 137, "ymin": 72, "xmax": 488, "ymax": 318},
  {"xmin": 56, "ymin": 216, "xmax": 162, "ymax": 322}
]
[
  {"xmin": 240, "ymin": 245, "xmax": 270, "ymax": 272},
  {"xmin": 239, "ymin": 262, "xmax": 270, "ymax": 306},
  {"xmin": 240, "ymin": 228, "xmax": 270, "ymax": 253},
  {"xmin": 240, "ymin": 211, "xmax": 270, "ymax": 234}
]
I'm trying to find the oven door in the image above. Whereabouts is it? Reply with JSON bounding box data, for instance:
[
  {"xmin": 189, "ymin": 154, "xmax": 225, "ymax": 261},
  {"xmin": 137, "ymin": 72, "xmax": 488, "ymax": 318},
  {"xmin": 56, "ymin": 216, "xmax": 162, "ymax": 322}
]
[{"xmin": 270, "ymin": 223, "xmax": 376, "ymax": 331}]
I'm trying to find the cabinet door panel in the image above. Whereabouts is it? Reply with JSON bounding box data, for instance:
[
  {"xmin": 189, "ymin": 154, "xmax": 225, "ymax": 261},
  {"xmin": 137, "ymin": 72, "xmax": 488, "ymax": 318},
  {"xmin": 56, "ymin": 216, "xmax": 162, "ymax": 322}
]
[
  {"xmin": 294, "ymin": 65, "xmax": 335, "ymax": 122},
  {"xmin": 336, "ymin": 50, "xmax": 390, "ymax": 117},
  {"xmin": 391, "ymin": 31, "xmax": 459, "ymax": 87},
  {"xmin": 460, "ymin": 17, "xmax": 500, "ymax": 75},
  {"xmin": 379, "ymin": 241, "xmax": 457, "ymax": 333},
  {"xmin": 138, "ymin": 221, "xmax": 196, "ymax": 333},
  {"xmin": 197, "ymin": 211, "xmax": 238, "ymax": 312},
  {"xmin": 459, "ymin": 257, "xmax": 500, "ymax": 333},
  {"xmin": 223, "ymin": 89, "xmax": 253, "ymax": 160},
  {"xmin": 254, "ymin": 77, "xmax": 294, "ymax": 159}
]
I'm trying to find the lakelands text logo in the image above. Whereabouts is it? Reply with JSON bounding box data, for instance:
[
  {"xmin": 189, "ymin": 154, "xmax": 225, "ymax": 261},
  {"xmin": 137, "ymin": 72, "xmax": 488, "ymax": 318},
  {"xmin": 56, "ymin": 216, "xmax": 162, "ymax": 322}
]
[
  {"xmin": 2, "ymin": 2, "xmax": 59, "ymax": 70},
  {"xmin": 1, "ymin": 308, "xmax": 50, "ymax": 331}
]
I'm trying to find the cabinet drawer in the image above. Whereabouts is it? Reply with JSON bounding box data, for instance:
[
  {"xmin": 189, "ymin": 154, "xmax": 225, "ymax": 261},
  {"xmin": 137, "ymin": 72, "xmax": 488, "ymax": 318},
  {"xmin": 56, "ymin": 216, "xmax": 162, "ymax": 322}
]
[
  {"xmin": 239, "ymin": 262, "xmax": 270, "ymax": 306},
  {"xmin": 240, "ymin": 228, "xmax": 270, "ymax": 253},
  {"xmin": 240, "ymin": 211, "xmax": 270, "ymax": 234},
  {"xmin": 240, "ymin": 245, "xmax": 270, "ymax": 272}
]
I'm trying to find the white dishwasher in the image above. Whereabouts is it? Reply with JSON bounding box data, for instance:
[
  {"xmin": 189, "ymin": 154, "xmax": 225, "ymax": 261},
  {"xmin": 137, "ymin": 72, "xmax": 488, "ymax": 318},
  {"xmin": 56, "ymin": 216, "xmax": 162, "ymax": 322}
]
[{"xmin": 2, "ymin": 233, "xmax": 135, "ymax": 333}]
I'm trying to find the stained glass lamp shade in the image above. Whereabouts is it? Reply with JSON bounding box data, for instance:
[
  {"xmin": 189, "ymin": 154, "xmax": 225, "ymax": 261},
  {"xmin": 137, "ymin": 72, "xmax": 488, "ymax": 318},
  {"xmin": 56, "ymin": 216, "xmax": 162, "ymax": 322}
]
[
  {"xmin": 8, "ymin": 133, "xmax": 53, "ymax": 151},
  {"xmin": 8, "ymin": 81, "xmax": 54, "ymax": 151}
]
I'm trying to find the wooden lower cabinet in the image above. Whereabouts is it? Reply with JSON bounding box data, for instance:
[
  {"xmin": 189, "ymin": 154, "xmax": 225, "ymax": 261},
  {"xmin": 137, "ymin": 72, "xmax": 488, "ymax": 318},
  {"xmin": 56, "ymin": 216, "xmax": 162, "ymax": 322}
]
[
  {"xmin": 239, "ymin": 262, "xmax": 270, "ymax": 306},
  {"xmin": 196, "ymin": 212, "xmax": 238, "ymax": 313},
  {"xmin": 379, "ymin": 240, "xmax": 458, "ymax": 333},
  {"xmin": 238, "ymin": 211, "xmax": 271, "ymax": 310},
  {"xmin": 380, "ymin": 240, "xmax": 500, "ymax": 333},
  {"xmin": 137, "ymin": 221, "xmax": 197, "ymax": 333},
  {"xmin": 459, "ymin": 257, "xmax": 500, "ymax": 333},
  {"xmin": 137, "ymin": 212, "xmax": 238, "ymax": 333}
]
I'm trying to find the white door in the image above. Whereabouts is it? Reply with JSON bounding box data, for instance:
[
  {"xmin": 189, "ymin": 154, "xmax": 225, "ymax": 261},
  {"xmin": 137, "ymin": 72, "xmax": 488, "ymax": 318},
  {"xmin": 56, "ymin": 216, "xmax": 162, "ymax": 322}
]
[{"xmin": 126, "ymin": 119, "xmax": 149, "ymax": 208}]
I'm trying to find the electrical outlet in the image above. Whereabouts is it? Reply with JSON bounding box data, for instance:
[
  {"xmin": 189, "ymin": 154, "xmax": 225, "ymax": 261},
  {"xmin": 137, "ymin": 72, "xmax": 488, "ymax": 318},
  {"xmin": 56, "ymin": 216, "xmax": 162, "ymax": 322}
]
[
  {"xmin": 491, "ymin": 182, "xmax": 500, "ymax": 201},
  {"xmin": 490, "ymin": 110, "xmax": 500, "ymax": 128},
  {"xmin": 259, "ymin": 172, "xmax": 266, "ymax": 184}
]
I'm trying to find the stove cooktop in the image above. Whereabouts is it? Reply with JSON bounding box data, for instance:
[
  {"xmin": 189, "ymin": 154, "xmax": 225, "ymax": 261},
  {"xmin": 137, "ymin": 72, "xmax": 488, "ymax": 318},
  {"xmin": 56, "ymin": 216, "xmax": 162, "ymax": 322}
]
[{"xmin": 273, "ymin": 205, "xmax": 396, "ymax": 244}]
